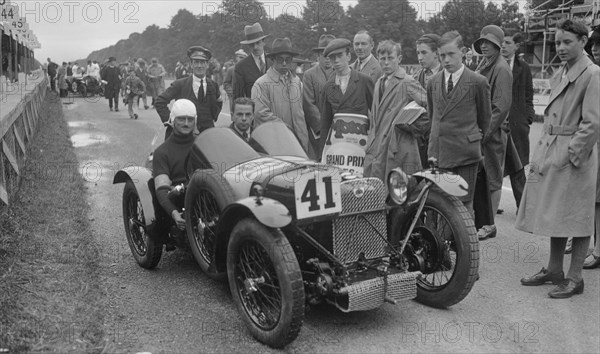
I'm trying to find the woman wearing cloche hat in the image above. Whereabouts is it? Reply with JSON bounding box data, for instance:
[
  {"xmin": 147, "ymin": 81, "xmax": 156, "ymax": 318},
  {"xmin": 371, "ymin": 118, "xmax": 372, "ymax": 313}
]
[{"xmin": 472, "ymin": 25, "xmax": 513, "ymax": 241}]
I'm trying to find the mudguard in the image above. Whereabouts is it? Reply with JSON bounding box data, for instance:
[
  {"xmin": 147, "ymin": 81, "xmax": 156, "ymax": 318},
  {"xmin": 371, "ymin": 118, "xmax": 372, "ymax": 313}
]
[
  {"xmin": 113, "ymin": 166, "xmax": 156, "ymax": 226},
  {"xmin": 220, "ymin": 197, "xmax": 292, "ymax": 229},
  {"xmin": 412, "ymin": 170, "xmax": 468, "ymax": 197}
]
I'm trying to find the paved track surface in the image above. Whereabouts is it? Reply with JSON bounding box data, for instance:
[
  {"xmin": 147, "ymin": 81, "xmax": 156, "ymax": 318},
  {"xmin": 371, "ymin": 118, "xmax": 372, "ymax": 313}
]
[{"xmin": 61, "ymin": 88, "xmax": 599, "ymax": 353}]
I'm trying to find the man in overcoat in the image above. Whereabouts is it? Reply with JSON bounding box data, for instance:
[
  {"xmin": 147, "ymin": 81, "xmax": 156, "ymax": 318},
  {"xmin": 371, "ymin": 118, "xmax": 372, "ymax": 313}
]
[
  {"xmin": 101, "ymin": 57, "xmax": 122, "ymax": 112},
  {"xmin": 427, "ymin": 31, "xmax": 492, "ymax": 211},
  {"xmin": 233, "ymin": 23, "xmax": 270, "ymax": 99},
  {"xmin": 364, "ymin": 39, "xmax": 428, "ymax": 180},
  {"xmin": 501, "ymin": 29, "xmax": 535, "ymax": 209},
  {"xmin": 351, "ymin": 30, "xmax": 383, "ymax": 83},
  {"xmin": 303, "ymin": 34, "xmax": 335, "ymax": 160},
  {"xmin": 473, "ymin": 25, "xmax": 513, "ymax": 240},
  {"xmin": 319, "ymin": 38, "xmax": 374, "ymax": 158},
  {"xmin": 517, "ymin": 19, "xmax": 600, "ymax": 298},
  {"xmin": 224, "ymin": 49, "xmax": 248, "ymax": 112},
  {"xmin": 251, "ymin": 38, "xmax": 310, "ymax": 155},
  {"xmin": 155, "ymin": 46, "xmax": 223, "ymax": 139}
]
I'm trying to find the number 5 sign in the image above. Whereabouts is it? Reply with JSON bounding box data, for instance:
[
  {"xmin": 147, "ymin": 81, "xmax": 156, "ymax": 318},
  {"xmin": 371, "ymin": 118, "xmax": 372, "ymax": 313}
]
[{"xmin": 294, "ymin": 170, "xmax": 342, "ymax": 220}]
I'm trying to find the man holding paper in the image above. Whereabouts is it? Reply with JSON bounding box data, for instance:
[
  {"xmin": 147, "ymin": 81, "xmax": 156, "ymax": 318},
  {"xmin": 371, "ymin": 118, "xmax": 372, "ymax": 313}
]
[{"xmin": 363, "ymin": 40, "xmax": 428, "ymax": 181}]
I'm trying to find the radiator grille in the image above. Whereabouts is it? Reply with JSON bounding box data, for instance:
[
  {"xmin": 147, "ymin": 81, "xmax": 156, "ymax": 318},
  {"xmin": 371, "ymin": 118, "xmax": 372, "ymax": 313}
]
[{"xmin": 332, "ymin": 178, "xmax": 388, "ymax": 264}]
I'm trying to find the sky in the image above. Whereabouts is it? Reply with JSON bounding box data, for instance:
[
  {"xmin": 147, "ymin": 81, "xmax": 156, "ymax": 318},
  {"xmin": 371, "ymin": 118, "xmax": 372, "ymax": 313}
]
[{"xmin": 5, "ymin": 0, "xmax": 530, "ymax": 62}]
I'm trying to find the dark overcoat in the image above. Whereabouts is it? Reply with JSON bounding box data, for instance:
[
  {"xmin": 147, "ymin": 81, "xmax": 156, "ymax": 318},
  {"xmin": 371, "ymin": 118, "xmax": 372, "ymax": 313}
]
[
  {"xmin": 506, "ymin": 57, "xmax": 535, "ymax": 168},
  {"xmin": 232, "ymin": 55, "xmax": 269, "ymax": 100}
]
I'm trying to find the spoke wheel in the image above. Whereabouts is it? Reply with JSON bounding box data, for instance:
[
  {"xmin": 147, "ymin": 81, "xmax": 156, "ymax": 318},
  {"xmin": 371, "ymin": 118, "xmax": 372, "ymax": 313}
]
[
  {"xmin": 395, "ymin": 189, "xmax": 478, "ymax": 308},
  {"xmin": 122, "ymin": 181, "xmax": 162, "ymax": 269},
  {"xmin": 227, "ymin": 219, "xmax": 304, "ymax": 348},
  {"xmin": 185, "ymin": 169, "xmax": 235, "ymax": 280}
]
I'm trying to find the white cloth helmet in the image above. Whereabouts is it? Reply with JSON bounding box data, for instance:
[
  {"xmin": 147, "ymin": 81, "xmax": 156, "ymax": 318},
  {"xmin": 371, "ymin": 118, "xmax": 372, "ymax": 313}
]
[{"xmin": 167, "ymin": 99, "xmax": 197, "ymax": 126}]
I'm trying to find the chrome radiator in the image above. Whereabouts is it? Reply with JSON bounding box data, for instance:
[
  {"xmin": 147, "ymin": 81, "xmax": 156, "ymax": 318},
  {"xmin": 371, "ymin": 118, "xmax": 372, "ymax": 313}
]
[{"xmin": 332, "ymin": 178, "xmax": 388, "ymax": 264}]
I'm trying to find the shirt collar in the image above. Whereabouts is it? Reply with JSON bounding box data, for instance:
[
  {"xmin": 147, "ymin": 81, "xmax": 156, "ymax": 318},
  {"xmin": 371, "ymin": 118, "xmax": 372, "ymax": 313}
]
[
  {"xmin": 359, "ymin": 54, "xmax": 372, "ymax": 66},
  {"xmin": 444, "ymin": 64, "xmax": 465, "ymax": 84}
]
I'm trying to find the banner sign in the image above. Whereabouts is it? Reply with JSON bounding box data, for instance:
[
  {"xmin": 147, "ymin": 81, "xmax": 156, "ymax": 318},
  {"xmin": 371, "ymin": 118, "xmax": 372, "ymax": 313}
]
[{"xmin": 322, "ymin": 113, "xmax": 369, "ymax": 175}]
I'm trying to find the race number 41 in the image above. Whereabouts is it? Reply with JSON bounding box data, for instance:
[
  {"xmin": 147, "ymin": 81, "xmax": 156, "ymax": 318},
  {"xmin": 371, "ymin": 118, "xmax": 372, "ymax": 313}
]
[{"xmin": 295, "ymin": 170, "xmax": 342, "ymax": 220}]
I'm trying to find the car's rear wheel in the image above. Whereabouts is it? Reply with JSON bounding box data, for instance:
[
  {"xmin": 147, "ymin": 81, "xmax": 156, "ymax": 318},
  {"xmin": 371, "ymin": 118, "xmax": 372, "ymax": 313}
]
[
  {"xmin": 185, "ymin": 169, "xmax": 234, "ymax": 281},
  {"xmin": 122, "ymin": 180, "xmax": 162, "ymax": 269},
  {"xmin": 227, "ymin": 218, "xmax": 304, "ymax": 348},
  {"xmin": 395, "ymin": 189, "xmax": 479, "ymax": 308}
]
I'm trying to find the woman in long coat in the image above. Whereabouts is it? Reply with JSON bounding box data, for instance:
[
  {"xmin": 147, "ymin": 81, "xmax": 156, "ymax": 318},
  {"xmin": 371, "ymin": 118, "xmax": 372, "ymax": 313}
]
[{"xmin": 517, "ymin": 19, "xmax": 600, "ymax": 298}]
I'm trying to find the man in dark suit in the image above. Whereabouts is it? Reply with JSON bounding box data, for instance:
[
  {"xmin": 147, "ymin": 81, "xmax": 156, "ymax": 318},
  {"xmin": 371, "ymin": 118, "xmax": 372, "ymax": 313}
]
[
  {"xmin": 319, "ymin": 38, "xmax": 374, "ymax": 158},
  {"xmin": 428, "ymin": 31, "xmax": 492, "ymax": 211},
  {"xmin": 155, "ymin": 46, "xmax": 223, "ymax": 139},
  {"xmin": 232, "ymin": 22, "xmax": 269, "ymax": 99},
  {"xmin": 351, "ymin": 30, "xmax": 383, "ymax": 83},
  {"xmin": 501, "ymin": 29, "xmax": 535, "ymax": 209},
  {"xmin": 464, "ymin": 50, "xmax": 478, "ymax": 71},
  {"xmin": 229, "ymin": 97, "xmax": 255, "ymax": 142}
]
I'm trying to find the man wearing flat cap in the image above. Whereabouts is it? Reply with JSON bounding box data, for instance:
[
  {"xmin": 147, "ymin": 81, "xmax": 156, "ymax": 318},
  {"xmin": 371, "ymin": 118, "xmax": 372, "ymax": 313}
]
[
  {"xmin": 302, "ymin": 34, "xmax": 335, "ymax": 159},
  {"xmin": 319, "ymin": 38, "xmax": 374, "ymax": 158},
  {"xmin": 233, "ymin": 22, "xmax": 270, "ymax": 100},
  {"xmin": 473, "ymin": 25, "xmax": 513, "ymax": 240},
  {"xmin": 155, "ymin": 46, "xmax": 223, "ymax": 139},
  {"xmin": 224, "ymin": 49, "xmax": 248, "ymax": 112},
  {"xmin": 251, "ymin": 37, "xmax": 311, "ymax": 155}
]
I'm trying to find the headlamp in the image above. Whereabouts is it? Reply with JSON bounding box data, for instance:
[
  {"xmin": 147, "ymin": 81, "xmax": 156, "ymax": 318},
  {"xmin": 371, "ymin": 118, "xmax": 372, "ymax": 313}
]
[{"xmin": 388, "ymin": 168, "xmax": 409, "ymax": 205}]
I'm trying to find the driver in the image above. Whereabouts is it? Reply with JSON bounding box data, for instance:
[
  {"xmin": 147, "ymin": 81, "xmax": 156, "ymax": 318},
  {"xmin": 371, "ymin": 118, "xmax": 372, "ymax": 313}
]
[{"xmin": 153, "ymin": 99, "xmax": 197, "ymax": 231}]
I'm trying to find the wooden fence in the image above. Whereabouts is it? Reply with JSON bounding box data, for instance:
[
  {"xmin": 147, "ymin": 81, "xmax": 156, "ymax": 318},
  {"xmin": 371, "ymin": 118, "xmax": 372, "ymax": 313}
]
[{"xmin": 0, "ymin": 73, "xmax": 48, "ymax": 206}]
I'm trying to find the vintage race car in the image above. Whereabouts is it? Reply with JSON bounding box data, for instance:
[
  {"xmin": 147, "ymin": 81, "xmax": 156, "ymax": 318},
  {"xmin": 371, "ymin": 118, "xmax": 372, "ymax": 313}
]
[{"xmin": 113, "ymin": 121, "xmax": 479, "ymax": 348}]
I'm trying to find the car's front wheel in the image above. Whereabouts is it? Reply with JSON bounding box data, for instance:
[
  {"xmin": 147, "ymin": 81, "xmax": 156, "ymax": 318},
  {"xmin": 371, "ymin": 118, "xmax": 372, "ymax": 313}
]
[
  {"xmin": 227, "ymin": 218, "xmax": 304, "ymax": 349},
  {"xmin": 122, "ymin": 180, "xmax": 162, "ymax": 269}
]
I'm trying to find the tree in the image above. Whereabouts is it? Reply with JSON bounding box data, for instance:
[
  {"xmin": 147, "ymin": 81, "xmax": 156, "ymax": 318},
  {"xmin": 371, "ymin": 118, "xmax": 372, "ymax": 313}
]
[{"xmin": 344, "ymin": 0, "xmax": 421, "ymax": 63}]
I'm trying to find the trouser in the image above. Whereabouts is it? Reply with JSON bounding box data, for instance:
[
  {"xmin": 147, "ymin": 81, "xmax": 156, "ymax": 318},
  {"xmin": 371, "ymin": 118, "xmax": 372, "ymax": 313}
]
[
  {"xmin": 107, "ymin": 89, "xmax": 120, "ymax": 109},
  {"xmin": 50, "ymin": 76, "xmax": 56, "ymax": 91},
  {"xmin": 139, "ymin": 92, "xmax": 148, "ymax": 108},
  {"xmin": 128, "ymin": 95, "xmax": 140, "ymax": 118}
]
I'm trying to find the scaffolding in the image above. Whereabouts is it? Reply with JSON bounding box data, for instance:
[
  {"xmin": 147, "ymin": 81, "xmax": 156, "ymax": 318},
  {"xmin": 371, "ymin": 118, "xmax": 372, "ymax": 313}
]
[{"xmin": 524, "ymin": 0, "xmax": 599, "ymax": 78}]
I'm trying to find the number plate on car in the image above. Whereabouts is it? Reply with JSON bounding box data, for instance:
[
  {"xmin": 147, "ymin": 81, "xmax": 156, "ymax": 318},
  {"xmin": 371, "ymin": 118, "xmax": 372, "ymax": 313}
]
[{"xmin": 294, "ymin": 170, "xmax": 342, "ymax": 219}]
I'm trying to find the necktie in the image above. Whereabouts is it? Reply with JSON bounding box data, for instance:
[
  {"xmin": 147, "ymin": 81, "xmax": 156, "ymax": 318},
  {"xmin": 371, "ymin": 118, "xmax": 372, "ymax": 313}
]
[
  {"xmin": 259, "ymin": 56, "xmax": 265, "ymax": 73},
  {"xmin": 447, "ymin": 74, "xmax": 453, "ymax": 93},
  {"xmin": 379, "ymin": 76, "xmax": 387, "ymax": 102},
  {"xmin": 242, "ymin": 131, "xmax": 248, "ymax": 140},
  {"xmin": 199, "ymin": 78, "xmax": 205, "ymax": 101}
]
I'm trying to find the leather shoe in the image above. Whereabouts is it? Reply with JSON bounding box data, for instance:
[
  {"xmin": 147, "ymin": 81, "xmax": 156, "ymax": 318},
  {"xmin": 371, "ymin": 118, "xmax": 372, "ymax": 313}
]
[
  {"xmin": 521, "ymin": 267, "xmax": 564, "ymax": 286},
  {"xmin": 477, "ymin": 225, "xmax": 497, "ymax": 240},
  {"xmin": 548, "ymin": 278, "xmax": 584, "ymax": 298},
  {"xmin": 583, "ymin": 254, "xmax": 600, "ymax": 269}
]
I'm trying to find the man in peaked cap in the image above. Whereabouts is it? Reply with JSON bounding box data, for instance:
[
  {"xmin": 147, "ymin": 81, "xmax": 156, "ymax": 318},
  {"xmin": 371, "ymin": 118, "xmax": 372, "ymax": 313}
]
[
  {"xmin": 224, "ymin": 49, "xmax": 248, "ymax": 112},
  {"xmin": 155, "ymin": 46, "xmax": 223, "ymax": 139},
  {"xmin": 303, "ymin": 34, "xmax": 336, "ymax": 159},
  {"xmin": 233, "ymin": 22, "xmax": 270, "ymax": 99},
  {"xmin": 472, "ymin": 24, "xmax": 513, "ymax": 240},
  {"xmin": 251, "ymin": 37, "xmax": 311, "ymax": 156},
  {"xmin": 319, "ymin": 38, "xmax": 374, "ymax": 158}
]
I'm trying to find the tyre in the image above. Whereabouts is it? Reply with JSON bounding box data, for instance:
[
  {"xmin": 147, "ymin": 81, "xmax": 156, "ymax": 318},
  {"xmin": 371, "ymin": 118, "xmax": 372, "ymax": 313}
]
[
  {"xmin": 122, "ymin": 180, "xmax": 162, "ymax": 269},
  {"xmin": 185, "ymin": 169, "xmax": 234, "ymax": 281},
  {"xmin": 395, "ymin": 189, "xmax": 479, "ymax": 308},
  {"xmin": 227, "ymin": 218, "xmax": 305, "ymax": 348}
]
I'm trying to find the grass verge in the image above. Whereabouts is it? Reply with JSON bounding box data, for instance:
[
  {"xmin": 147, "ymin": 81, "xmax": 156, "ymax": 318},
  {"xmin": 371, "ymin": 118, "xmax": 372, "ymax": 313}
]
[{"xmin": 0, "ymin": 92, "xmax": 106, "ymax": 353}]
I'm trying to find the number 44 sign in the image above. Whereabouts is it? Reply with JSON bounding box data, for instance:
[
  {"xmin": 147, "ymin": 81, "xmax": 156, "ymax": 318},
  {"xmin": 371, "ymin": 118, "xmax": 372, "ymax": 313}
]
[{"xmin": 294, "ymin": 170, "xmax": 342, "ymax": 220}]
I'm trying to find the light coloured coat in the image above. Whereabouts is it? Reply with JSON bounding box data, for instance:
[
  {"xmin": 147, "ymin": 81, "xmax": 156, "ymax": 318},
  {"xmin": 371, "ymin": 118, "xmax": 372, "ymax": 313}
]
[
  {"xmin": 252, "ymin": 67, "xmax": 310, "ymax": 154},
  {"xmin": 364, "ymin": 68, "xmax": 427, "ymax": 180},
  {"xmin": 516, "ymin": 55, "xmax": 600, "ymax": 237}
]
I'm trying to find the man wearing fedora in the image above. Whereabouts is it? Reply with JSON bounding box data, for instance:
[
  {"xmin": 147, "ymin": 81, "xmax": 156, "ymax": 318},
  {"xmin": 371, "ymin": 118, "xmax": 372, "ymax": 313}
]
[
  {"xmin": 224, "ymin": 49, "xmax": 248, "ymax": 112},
  {"xmin": 233, "ymin": 22, "xmax": 269, "ymax": 100},
  {"xmin": 319, "ymin": 38, "xmax": 374, "ymax": 158},
  {"xmin": 251, "ymin": 38, "xmax": 310, "ymax": 155},
  {"xmin": 473, "ymin": 25, "xmax": 513, "ymax": 240},
  {"xmin": 303, "ymin": 34, "xmax": 335, "ymax": 160},
  {"xmin": 155, "ymin": 46, "xmax": 223, "ymax": 139},
  {"xmin": 101, "ymin": 56, "xmax": 122, "ymax": 112},
  {"xmin": 352, "ymin": 30, "xmax": 383, "ymax": 83}
]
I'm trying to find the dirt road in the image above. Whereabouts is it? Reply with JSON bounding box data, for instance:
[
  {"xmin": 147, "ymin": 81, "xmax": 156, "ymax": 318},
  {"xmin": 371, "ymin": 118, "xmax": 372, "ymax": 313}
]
[{"xmin": 61, "ymin": 92, "xmax": 599, "ymax": 353}]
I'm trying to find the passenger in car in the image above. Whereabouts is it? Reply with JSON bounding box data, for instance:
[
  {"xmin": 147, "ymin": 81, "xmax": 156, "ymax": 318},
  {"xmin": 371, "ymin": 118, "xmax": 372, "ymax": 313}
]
[
  {"xmin": 153, "ymin": 99, "xmax": 197, "ymax": 232},
  {"xmin": 229, "ymin": 97, "xmax": 255, "ymax": 143}
]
